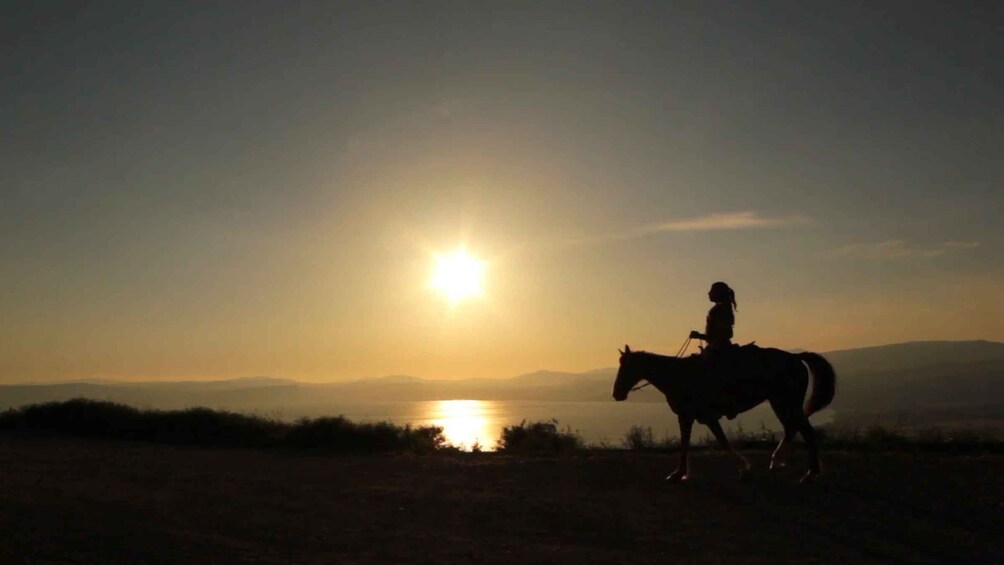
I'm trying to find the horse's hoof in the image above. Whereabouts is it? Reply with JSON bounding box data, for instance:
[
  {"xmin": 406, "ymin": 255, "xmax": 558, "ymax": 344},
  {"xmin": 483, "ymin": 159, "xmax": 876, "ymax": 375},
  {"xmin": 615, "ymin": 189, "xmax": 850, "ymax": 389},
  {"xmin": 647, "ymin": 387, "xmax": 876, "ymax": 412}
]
[{"xmin": 666, "ymin": 471, "xmax": 688, "ymax": 483}]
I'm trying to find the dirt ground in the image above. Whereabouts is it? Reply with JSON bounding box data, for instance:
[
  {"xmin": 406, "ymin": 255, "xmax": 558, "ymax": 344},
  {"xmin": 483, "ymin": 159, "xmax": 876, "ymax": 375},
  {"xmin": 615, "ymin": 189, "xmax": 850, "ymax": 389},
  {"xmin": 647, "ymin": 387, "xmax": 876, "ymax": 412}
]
[{"xmin": 1, "ymin": 437, "xmax": 1001, "ymax": 564}]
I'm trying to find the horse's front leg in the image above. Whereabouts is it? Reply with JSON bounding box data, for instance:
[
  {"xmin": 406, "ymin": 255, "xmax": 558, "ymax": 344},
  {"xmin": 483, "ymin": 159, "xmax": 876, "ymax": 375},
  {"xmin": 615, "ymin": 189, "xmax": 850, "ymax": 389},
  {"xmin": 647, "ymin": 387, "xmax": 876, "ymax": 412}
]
[
  {"xmin": 667, "ymin": 416, "xmax": 693, "ymax": 482},
  {"xmin": 706, "ymin": 419, "xmax": 752, "ymax": 480}
]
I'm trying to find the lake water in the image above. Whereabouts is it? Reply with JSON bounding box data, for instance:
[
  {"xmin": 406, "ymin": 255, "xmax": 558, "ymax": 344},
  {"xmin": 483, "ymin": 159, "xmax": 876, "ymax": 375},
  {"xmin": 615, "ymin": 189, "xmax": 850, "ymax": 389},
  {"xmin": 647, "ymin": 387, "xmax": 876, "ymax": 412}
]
[{"xmin": 289, "ymin": 400, "xmax": 835, "ymax": 450}]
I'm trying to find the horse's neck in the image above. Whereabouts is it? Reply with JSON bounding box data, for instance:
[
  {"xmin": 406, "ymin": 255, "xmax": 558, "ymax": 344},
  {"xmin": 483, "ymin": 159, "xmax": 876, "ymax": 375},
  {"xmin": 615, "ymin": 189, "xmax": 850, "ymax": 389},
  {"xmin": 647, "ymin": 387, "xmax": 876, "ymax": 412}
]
[{"xmin": 641, "ymin": 353, "xmax": 688, "ymax": 391}]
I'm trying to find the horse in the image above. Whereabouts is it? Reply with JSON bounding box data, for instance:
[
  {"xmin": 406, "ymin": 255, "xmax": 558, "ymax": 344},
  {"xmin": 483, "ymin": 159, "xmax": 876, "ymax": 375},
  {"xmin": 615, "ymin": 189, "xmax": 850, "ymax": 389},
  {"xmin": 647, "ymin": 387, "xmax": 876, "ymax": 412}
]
[{"xmin": 612, "ymin": 344, "xmax": 836, "ymax": 483}]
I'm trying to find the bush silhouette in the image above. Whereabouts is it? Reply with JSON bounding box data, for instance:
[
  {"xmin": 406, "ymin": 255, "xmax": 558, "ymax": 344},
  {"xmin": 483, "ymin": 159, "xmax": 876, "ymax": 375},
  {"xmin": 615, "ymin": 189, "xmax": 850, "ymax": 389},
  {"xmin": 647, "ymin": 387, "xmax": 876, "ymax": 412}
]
[
  {"xmin": 2, "ymin": 399, "xmax": 998, "ymax": 454},
  {"xmin": 280, "ymin": 416, "xmax": 445, "ymax": 453},
  {"xmin": 0, "ymin": 399, "xmax": 146, "ymax": 439},
  {"xmin": 147, "ymin": 407, "xmax": 283, "ymax": 447},
  {"xmin": 622, "ymin": 425, "xmax": 679, "ymax": 450},
  {"xmin": 0, "ymin": 399, "xmax": 443, "ymax": 452},
  {"xmin": 497, "ymin": 419, "xmax": 582, "ymax": 453}
]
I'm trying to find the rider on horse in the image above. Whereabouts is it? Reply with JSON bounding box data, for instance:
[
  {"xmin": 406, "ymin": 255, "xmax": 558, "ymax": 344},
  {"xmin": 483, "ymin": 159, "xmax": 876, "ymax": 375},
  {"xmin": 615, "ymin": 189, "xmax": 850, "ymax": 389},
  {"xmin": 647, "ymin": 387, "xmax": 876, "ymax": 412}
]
[
  {"xmin": 689, "ymin": 281, "xmax": 736, "ymax": 353},
  {"xmin": 689, "ymin": 281, "xmax": 740, "ymax": 418}
]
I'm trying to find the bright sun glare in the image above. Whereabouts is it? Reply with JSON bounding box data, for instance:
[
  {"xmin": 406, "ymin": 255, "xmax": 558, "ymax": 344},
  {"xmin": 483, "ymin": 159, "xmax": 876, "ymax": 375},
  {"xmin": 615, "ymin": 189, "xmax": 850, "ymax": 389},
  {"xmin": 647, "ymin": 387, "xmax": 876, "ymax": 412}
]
[
  {"xmin": 431, "ymin": 247, "xmax": 486, "ymax": 304},
  {"xmin": 428, "ymin": 399, "xmax": 494, "ymax": 450}
]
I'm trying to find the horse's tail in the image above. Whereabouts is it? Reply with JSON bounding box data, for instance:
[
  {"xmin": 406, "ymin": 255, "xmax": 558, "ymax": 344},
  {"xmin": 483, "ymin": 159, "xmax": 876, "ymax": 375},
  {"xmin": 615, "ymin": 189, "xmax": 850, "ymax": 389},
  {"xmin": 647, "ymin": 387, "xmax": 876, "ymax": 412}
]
[{"xmin": 798, "ymin": 352, "xmax": 836, "ymax": 417}]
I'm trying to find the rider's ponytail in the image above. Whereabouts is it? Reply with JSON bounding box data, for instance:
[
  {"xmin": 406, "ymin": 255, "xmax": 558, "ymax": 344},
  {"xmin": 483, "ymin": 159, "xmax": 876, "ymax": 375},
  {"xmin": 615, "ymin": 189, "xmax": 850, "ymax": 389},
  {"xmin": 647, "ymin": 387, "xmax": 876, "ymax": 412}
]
[{"xmin": 711, "ymin": 281, "xmax": 737, "ymax": 312}]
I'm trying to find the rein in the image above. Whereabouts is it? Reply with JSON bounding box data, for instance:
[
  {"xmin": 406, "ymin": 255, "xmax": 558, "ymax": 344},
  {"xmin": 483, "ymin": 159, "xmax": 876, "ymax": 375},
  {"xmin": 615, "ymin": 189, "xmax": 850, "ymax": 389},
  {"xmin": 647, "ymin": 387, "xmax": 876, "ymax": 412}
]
[{"xmin": 629, "ymin": 336, "xmax": 693, "ymax": 392}]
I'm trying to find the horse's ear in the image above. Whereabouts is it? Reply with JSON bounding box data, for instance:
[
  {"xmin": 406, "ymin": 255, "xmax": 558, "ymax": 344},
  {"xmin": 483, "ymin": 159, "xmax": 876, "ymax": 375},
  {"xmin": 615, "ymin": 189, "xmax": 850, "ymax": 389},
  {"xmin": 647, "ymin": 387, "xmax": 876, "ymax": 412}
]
[
  {"xmin": 618, "ymin": 348, "xmax": 624, "ymax": 355},
  {"xmin": 624, "ymin": 344, "xmax": 631, "ymax": 354}
]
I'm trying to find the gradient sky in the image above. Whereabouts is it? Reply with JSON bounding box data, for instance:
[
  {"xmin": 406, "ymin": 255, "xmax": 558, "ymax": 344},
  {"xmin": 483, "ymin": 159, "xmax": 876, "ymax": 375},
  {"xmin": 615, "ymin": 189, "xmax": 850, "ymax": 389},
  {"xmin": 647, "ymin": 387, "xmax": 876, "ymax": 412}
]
[{"xmin": 3, "ymin": 1, "xmax": 1002, "ymax": 382}]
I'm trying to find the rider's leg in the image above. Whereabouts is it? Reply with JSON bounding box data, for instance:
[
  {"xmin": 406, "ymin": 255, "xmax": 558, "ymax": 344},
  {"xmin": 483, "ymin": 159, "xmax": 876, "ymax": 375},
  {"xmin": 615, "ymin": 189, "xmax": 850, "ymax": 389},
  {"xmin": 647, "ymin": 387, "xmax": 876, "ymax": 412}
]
[
  {"xmin": 707, "ymin": 341, "xmax": 739, "ymax": 419},
  {"xmin": 725, "ymin": 375, "xmax": 740, "ymax": 419}
]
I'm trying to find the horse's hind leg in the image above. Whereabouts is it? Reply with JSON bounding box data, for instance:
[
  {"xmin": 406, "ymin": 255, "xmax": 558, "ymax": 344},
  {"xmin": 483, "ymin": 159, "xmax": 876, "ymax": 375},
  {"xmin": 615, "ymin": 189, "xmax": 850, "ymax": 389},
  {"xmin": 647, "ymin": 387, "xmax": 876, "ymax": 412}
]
[
  {"xmin": 795, "ymin": 415, "xmax": 821, "ymax": 483},
  {"xmin": 706, "ymin": 419, "xmax": 751, "ymax": 480},
  {"xmin": 767, "ymin": 397, "xmax": 797, "ymax": 471},
  {"xmin": 770, "ymin": 424, "xmax": 796, "ymax": 471}
]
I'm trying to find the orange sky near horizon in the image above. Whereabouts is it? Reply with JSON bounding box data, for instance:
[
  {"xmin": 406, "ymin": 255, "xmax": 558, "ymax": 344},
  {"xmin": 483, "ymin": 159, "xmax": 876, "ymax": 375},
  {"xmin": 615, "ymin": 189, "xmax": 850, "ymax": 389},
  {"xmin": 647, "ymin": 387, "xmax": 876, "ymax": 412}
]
[{"xmin": 2, "ymin": 3, "xmax": 1002, "ymax": 383}]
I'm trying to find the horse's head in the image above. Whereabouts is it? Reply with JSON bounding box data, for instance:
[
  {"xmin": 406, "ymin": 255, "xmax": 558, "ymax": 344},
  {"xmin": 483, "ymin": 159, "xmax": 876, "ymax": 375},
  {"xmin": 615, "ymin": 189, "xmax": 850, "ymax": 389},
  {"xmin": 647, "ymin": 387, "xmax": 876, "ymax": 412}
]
[{"xmin": 612, "ymin": 345, "xmax": 644, "ymax": 401}]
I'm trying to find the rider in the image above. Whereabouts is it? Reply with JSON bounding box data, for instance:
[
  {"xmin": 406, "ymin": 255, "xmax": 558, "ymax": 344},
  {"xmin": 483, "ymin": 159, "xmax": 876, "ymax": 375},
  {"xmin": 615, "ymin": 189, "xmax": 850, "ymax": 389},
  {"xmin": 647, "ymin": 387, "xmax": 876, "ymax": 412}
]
[
  {"xmin": 689, "ymin": 281, "xmax": 739, "ymax": 418},
  {"xmin": 689, "ymin": 281, "xmax": 736, "ymax": 351}
]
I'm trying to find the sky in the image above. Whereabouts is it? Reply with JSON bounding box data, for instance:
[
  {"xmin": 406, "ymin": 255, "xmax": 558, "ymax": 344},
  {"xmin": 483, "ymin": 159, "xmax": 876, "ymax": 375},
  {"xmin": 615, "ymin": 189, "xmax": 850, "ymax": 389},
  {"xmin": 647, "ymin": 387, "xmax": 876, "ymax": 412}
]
[{"xmin": 2, "ymin": 1, "xmax": 1002, "ymax": 382}]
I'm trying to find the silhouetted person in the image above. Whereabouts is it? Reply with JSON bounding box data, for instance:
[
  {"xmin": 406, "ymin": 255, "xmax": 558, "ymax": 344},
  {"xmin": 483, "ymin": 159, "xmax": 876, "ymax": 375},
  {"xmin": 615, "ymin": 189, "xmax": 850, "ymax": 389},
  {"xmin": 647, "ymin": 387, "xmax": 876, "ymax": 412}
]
[
  {"xmin": 689, "ymin": 281, "xmax": 736, "ymax": 351},
  {"xmin": 690, "ymin": 281, "xmax": 739, "ymax": 418}
]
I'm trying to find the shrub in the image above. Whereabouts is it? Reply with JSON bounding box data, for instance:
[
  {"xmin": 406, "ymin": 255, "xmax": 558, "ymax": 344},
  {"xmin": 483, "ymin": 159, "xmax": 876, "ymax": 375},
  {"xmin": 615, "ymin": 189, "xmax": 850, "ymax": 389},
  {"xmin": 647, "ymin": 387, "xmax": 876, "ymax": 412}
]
[
  {"xmin": 0, "ymin": 398, "xmax": 145, "ymax": 439},
  {"xmin": 281, "ymin": 416, "xmax": 445, "ymax": 453},
  {"xmin": 497, "ymin": 419, "xmax": 583, "ymax": 453},
  {"xmin": 816, "ymin": 422, "xmax": 1002, "ymax": 452},
  {"xmin": 0, "ymin": 399, "xmax": 445, "ymax": 453},
  {"xmin": 146, "ymin": 407, "xmax": 283, "ymax": 447},
  {"xmin": 621, "ymin": 425, "xmax": 679, "ymax": 450},
  {"xmin": 623, "ymin": 425, "xmax": 656, "ymax": 450}
]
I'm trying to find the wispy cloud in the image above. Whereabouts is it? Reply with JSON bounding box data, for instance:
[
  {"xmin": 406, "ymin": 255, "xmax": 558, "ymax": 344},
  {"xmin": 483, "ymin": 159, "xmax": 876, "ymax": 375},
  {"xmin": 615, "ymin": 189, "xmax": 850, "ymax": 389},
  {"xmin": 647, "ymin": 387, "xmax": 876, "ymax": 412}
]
[
  {"xmin": 836, "ymin": 240, "xmax": 981, "ymax": 259},
  {"xmin": 641, "ymin": 211, "xmax": 811, "ymax": 233},
  {"xmin": 571, "ymin": 211, "xmax": 811, "ymax": 244},
  {"xmin": 942, "ymin": 241, "xmax": 981, "ymax": 250}
]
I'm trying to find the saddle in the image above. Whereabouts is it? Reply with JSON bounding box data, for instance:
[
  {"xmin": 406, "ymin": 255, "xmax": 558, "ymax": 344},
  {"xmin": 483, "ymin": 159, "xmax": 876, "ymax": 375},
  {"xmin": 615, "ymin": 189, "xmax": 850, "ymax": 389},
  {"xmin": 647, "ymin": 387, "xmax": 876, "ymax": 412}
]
[{"xmin": 701, "ymin": 341, "xmax": 757, "ymax": 359}]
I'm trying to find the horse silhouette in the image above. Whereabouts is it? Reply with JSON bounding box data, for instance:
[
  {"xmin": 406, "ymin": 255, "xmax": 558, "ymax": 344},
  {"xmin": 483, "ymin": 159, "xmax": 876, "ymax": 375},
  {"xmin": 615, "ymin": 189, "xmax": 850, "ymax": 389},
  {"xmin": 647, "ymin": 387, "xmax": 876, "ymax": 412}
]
[{"xmin": 612, "ymin": 344, "xmax": 836, "ymax": 483}]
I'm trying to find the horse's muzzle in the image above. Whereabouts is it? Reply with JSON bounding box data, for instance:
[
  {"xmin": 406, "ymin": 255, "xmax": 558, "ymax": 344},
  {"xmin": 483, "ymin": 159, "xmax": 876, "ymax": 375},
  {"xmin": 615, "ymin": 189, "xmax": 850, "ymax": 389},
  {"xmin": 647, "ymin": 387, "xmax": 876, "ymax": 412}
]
[{"xmin": 612, "ymin": 391, "xmax": 627, "ymax": 402}]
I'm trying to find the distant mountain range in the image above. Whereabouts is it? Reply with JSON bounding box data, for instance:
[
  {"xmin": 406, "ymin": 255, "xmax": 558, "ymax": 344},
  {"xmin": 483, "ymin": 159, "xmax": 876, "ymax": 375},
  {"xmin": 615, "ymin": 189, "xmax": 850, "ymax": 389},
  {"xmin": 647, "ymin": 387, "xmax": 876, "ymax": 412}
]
[{"xmin": 2, "ymin": 341, "xmax": 1002, "ymax": 426}]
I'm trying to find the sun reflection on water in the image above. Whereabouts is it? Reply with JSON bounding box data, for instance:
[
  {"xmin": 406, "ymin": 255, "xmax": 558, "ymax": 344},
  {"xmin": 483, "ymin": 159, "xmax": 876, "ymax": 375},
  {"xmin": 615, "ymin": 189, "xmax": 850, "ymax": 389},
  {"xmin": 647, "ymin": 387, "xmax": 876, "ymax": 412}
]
[{"xmin": 426, "ymin": 400, "xmax": 497, "ymax": 451}]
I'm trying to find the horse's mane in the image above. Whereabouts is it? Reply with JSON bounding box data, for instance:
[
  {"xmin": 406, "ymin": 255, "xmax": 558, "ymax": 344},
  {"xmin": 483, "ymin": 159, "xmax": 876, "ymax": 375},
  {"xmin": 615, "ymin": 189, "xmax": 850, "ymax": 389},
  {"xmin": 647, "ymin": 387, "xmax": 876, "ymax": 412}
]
[{"xmin": 631, "ymin": 350, "xmax": 693, "ymax": 362}]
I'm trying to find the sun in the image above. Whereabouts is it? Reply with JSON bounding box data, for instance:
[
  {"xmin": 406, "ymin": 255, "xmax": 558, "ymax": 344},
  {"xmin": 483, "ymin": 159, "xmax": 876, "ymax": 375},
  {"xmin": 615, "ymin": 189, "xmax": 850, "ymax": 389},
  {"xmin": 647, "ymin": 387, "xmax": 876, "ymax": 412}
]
[{"xmin": 431, "ymin": 247, "xmax": 486, "ymax": 304}]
